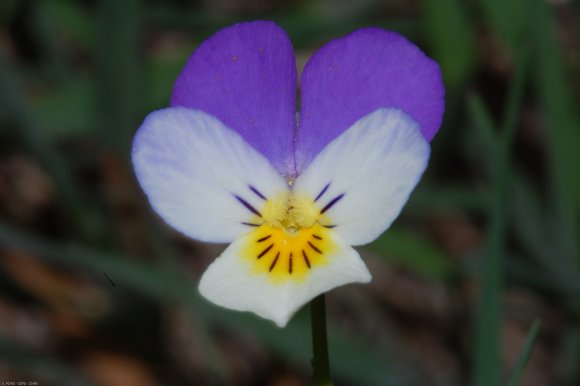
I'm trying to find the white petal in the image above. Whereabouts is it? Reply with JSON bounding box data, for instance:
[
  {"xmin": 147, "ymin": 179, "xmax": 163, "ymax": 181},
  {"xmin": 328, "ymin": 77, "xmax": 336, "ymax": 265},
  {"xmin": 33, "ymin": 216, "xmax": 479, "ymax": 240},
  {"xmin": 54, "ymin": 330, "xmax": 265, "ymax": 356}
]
[
  {"xmin": 293, "ymin": 108, "xmax": 430, "ymax": 246},
  {"xmin": 198, "ymin": 231, "xmax": 370, "ymax": 327},
  {"xmin": 132, "ymin": 107, "xmax": 288, "ymax": 243}
]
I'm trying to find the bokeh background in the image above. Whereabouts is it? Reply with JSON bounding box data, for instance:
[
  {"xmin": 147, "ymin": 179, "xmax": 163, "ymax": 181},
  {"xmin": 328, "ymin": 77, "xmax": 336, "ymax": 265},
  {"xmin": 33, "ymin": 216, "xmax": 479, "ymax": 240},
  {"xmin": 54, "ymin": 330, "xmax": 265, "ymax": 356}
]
[{"xmin": 1, "ymin": 0, "xmax": 579, "ymax": 385}]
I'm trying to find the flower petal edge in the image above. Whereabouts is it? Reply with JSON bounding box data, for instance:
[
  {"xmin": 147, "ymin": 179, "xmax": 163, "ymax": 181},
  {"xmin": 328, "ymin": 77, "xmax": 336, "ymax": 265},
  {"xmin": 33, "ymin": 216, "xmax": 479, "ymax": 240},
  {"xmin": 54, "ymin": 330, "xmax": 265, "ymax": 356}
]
[
  {"xmin": 296, "ymin": 27, "xmax": 443, "ymax": 173},
  {"xmin": 132, "ymin": 107, "xmax": 289, "ymax": 243},
  {"xmin": 294, "ymin": 107, "xmax": 430, "ymax": 246},
  {"xmin": 199, "ymin": 230, "xmax": 371, "ymax": 327},
  {"xmin": 171, "ymin": 21, "xmax": 298, "ymax": 177}
]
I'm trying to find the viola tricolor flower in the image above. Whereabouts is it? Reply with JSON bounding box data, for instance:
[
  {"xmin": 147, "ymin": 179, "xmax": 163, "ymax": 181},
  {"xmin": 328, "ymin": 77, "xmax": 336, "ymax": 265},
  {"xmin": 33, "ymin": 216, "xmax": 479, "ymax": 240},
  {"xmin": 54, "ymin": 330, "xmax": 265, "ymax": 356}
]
[{"xmin": 132, "ymin": 21, "xmax": 444, "ymax": 327}]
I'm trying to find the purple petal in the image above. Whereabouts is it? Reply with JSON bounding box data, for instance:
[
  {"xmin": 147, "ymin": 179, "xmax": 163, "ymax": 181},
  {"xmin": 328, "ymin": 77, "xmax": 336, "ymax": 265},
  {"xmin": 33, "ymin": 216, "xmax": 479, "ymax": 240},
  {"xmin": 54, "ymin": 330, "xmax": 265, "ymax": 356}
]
[
  {"xmin": 295, "ymin": 28, "xmax": 444, "ymax": 173},
  {"xmin": 171, "ymin": 21, "xmax": 297, "ymax": 177}
]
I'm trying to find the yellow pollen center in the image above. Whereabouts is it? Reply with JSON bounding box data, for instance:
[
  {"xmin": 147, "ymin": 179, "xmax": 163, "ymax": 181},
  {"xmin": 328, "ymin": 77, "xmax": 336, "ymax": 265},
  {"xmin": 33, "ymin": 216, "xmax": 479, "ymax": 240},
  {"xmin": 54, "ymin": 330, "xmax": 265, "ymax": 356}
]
[
  {"xmin": 241, "ymin": 192, "xmax": 337, "ymax": 282},
  {"xmin": 262, "ymin": 192, "xmax": 319, "ymax": 231}
]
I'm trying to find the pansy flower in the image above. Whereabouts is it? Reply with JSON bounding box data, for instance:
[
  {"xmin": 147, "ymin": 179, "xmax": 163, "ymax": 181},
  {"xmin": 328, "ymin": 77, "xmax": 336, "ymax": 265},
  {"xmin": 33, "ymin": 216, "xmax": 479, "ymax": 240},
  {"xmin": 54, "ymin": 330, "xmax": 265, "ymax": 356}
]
[{"xmin": 132, "ymin": 21, "xmax": 444, "ymax": 327}]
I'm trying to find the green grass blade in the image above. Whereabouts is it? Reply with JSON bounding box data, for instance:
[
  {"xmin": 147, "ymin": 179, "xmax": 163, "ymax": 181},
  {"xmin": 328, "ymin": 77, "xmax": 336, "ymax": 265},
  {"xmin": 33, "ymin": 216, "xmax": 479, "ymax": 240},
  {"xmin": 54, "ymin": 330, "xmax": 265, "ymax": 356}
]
[
  {"xmin": 560, "ymin": 325, "xmax": 580, "ymax": 384},
  {"xmin": 532, "ymin": 0, "xmax": 580, "ymax": 269},
  {"xmin": 467, "ymin": 93, "xmax": 498, "ymax": 171},
  {"xmin": 499, "ymin": 46, "xmax": 529, "ymax": 146},
  {"xmin": 477, "ymin": 0, "xmax": 526, "ymax": 53},
  {"xmin": 510, "ymin": 175, "xmax": 576, "ymax": 282},
  {"xmin": 506, "ymin": 320, "xmax": 541, "ymax": 386},
  {"xmin": 473, "ymin": 46, "xmax": 529, "ymax": 386},
  {"xmin": 408, "ymin": 184, "xmax": 488, "ymax": 213},
  {"xmin": 370, "ymin": 228, "xmax": 454, "ymax": 281},
  {"xmin": 423, "ymin": 0, "xmax": 475, "ymax": 88},
  {"xmin": 32, "ymin": 79, "xmax": 94, "ymax": 139},
  {"xmin": 468, "ymin": 94, "xmax": 497, "ymax": 145},
  {"xmin": 95, "ymin": 0, "xmax": 141, "ymax": 152},
  {"xmin": 31, "ymin": 1, "xmax": 72, "ymax": 81}
]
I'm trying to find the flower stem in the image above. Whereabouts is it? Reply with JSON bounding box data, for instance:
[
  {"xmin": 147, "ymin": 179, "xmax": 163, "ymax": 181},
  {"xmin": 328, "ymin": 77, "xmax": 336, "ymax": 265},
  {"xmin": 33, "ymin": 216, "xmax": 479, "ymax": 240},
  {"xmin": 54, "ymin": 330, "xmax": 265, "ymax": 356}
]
[{"xmin": 310, "ymin": 294, "xmax": 333, "ymax": 386}]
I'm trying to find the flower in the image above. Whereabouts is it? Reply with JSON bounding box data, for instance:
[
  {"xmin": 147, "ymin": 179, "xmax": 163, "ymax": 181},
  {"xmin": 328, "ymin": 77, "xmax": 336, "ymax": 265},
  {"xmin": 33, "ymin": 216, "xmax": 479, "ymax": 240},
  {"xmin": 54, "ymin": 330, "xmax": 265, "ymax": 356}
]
[{"xmin": 132, "ymin": 21, "xmax": 444, "ymax": 327}]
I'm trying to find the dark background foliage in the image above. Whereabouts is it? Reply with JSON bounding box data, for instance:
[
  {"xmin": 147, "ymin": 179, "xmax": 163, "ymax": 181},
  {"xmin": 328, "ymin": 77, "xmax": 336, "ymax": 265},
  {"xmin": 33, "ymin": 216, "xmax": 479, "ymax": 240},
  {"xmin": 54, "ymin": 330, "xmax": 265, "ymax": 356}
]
[{"xmin": 0, "ymin": 0, "xmax": 579, "ymax": 385}]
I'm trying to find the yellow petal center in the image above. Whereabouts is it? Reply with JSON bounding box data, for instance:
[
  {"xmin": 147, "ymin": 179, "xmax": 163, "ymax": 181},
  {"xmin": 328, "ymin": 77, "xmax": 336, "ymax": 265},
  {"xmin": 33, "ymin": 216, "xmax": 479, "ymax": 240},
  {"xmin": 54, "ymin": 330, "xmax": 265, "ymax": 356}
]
[{"xmin": 241, "ymin": 192, "xmax": 337, "ymax": 282}]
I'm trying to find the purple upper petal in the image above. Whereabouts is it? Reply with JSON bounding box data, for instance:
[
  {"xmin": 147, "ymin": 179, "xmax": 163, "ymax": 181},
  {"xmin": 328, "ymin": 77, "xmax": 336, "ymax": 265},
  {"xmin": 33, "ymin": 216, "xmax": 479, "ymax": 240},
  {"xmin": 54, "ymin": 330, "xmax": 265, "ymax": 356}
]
[
  {"xmin": 171, "ymin": 21, "xmax": 297, "ymax": 177},
  {"xmin": 295, "ymin": 28, "xmax": 444, "ymax": 173}
]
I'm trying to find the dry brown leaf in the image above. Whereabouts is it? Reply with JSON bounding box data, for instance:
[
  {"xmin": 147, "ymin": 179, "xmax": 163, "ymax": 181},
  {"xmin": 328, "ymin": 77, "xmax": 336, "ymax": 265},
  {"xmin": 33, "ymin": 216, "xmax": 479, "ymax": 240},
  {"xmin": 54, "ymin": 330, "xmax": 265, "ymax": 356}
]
[{"xmin": 81, "ymin": 351, "xmax": 158, "ymax": 386}]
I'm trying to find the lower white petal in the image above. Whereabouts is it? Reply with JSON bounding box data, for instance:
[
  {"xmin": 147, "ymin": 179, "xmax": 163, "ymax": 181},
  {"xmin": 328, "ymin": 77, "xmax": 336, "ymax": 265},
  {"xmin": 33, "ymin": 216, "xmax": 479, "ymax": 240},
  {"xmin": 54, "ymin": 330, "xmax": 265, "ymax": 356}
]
[
  {"xmin": 132, "ymin": 107, "xmax": 289, "ymax": 243},
  {"xmin": 198, "ymin": 230, "xmax": 370, "ymax": 327},
  {"xmin": 293, "ymin": 108, "xmax": 430, "ymax": 246}
]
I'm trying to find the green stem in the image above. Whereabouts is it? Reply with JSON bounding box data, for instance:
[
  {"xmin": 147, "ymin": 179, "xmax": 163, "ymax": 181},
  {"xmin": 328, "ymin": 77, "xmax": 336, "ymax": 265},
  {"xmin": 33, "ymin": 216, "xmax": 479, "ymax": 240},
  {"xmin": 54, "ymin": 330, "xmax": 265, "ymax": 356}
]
[
  {"xmin": 311, "ymin": 295, "xmax": 332, "ymax": 386},
  {"xmin": 506, "ymin": 319, "xmax": 541, "ymax": 386}
]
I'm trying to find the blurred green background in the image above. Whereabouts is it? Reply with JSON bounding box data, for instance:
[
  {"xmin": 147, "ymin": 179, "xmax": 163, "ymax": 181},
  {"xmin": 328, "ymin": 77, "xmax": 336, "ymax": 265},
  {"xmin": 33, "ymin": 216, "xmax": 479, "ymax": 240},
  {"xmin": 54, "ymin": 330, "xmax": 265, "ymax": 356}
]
[{"xmin": 0, "ymin": 0, "xmax": 579, "ymax": 385}]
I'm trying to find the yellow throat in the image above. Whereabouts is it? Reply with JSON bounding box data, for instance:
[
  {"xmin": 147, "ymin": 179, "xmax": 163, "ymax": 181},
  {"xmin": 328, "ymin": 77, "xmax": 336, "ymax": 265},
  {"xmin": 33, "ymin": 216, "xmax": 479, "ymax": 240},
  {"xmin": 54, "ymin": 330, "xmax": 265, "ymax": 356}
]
[{"xmin": 241, "ymin": 191, "xmax": 338, "ymax": 282}]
